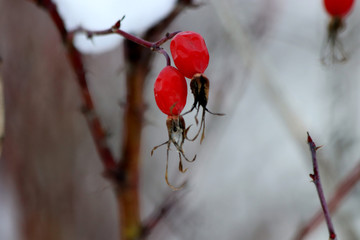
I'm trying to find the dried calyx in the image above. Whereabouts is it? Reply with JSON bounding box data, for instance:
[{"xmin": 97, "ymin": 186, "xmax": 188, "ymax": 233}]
[
  {"xmin": 151, "ymin": 115, "xmax": 196, "ymax": 190},
  {"xmin": 322, "ymin": 16, "xmax": 346, "ymax": 63},
  {"xmin": 183, "ymin": 73, "xmax": 224, "ymax": 143}
]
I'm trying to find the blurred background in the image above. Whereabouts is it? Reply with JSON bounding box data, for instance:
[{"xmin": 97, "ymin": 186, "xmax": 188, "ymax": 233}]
[{"xmin": 1, "ymin": 0, "xmax": 360, "ymax": 239}]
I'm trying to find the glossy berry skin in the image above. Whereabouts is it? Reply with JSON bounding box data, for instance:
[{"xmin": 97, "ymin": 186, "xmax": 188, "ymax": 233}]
[
  {"xmin": 154, "ymin": 66, "xmax": 187, "ymax": 116},
  {"xmin": 170, "ymin": 31, "xmax": 209, "ymax": 79},
  {"xmin": 324, "ymin": 0, "xmax": 354, "ymax": 17}
]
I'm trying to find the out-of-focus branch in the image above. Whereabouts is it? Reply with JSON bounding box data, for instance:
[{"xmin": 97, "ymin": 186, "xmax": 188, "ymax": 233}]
[
  {"xmin": 140, "ymin": 192, "xmax": 183, "ymax": 239},
  {"xmin": 29, "ymin": 1, "xmax": 195, "ymax": 240},
  {"xmin": 33, "ymin": 0, "xmax": 67, "ymax": 42},
  {"xmin": 117, "ymin": 1, "xmax": 194, "ymax": 239},
  {"xmin": 295, "ymin": 160, "xmax": 360, "ymax": 240},
  {"xmin": 31, "ymin": 0, "xmax": 117, "ymax": 172}
]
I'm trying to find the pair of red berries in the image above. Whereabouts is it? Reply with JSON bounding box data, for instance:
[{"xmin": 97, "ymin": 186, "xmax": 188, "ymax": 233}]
[
  {"xmin": 154, "ymin": 31, "xmax": 209, "ymax": 117},
  {"xmin": 322, "ymin": 0, "xmax": 355, "ymax": 63},
  {"xmin": 152, "ymin": 31, "xmax": 216, "ymax": 190},
  {"xmin": 154, "ymin": 31, "xmax": 222, "ymax": 144}
]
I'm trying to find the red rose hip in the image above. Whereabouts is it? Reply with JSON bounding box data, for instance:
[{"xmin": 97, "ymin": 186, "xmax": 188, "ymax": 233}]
[
  {"xmin": 324, "ymin": 0, "xmax": 354, "ymax": 17},
  {"xmin": 170, "ymin": 31, "xmax": 209, "ymax": 79},
  {"xmin": 154, "ymin": 66, "xmax": 187, "ymax": 116}
]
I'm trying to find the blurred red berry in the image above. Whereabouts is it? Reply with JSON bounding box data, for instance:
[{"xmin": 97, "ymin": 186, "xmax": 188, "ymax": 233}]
[
  {"xmin": 154, "ymin": 66, "xmax": 187, "ymax": 116},
  {"xmin": 324, "ymin": 0, "xmax": 354, "ymax": 17},
  {"xmin": 170, "ymin": 31, "xmax": 209, "ymax": 79}
]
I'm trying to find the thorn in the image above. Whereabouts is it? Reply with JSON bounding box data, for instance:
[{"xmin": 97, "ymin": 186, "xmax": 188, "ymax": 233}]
[
  {"xmin": 309, "ymin": 173, "xmax": 315, "ymax": 181},
  {"xmin": 315, "ymin": 145, "xmax": 323, "ymax": 151},
  {"xmin": 114, "ymin": 21, "xmax": 120, "ymax": 29},
  {"xmin": 113, "ymin": 16, "xmax": 125, "ymax": 31},
  {"xmin": 114, "ymin": 16, "xmax": 125, "ymax": 29},
  {"xmin": 307, "ymin": 132, "xmax": 312, "ymax": 143},
  {"xmin": 86, "ymin": 32, "xmax": 93, "ymax": 39}
]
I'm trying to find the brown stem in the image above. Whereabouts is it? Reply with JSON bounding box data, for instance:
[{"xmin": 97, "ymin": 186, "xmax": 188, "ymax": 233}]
[
  {"xmin": 116, "ymin": 1, "xmax": 194, "ymax": 239},
  {"xmin": 116, "ymin": 38, "xmax": 146, "ymax": 240},
  {"xmin": 29, "ymin": 1, "xmax": 194, "ymax": 240},
  {"xmin": 31, "ymin": 0, "xmax": 117, "ymax": 171}
]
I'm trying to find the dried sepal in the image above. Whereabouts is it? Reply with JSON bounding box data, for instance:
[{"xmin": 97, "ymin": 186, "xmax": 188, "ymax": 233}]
[
  {"xmin": 151, "ymin": 115, "xmax": 196, "ymax": 190},
  {"xmin": 165, "ymin": 142, "xmax": 185, "ymax": 191},
  {"xmin": 178, "ymin": 153, "xmax": 188, "ymax": 173},
  {"xmin": 321, "ymin": 17, "xmax": 347, "ymax": 64},
  {"xmin": 166, "ymin": 116, "xmax": 196, "ymax": 162},
  {"xmin": 182, "ymin": 74, "xmax": 224, "ymax": 143}
]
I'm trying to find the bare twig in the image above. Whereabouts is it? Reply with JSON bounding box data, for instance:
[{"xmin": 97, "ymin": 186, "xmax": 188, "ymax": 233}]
[
  {"xmin": 71, "ymin": 21, "xmax": 180, "ymax": 49},
  {"xmin": 305, "ymin": 132, "xmax": 337, "ymax": 240},
  {"xmin": 71, "ymin": 20, "xmax": 180, "ymax": 66},
  {"xmin": 295, "ymin": 160, "xmax": 360, "ymax": 240}
]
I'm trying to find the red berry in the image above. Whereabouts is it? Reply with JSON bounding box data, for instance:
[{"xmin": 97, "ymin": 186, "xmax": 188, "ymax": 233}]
[
  {"xmin": 154, "ymin": 66, "xmax": 187, "ymax": 116},
  {"xmin": 170, "ymin": 31, "xmax": 209, "ymax": 79},
  {"xmin": 324, "ymin": 0, "xmax": 354, "ymax": 17}
]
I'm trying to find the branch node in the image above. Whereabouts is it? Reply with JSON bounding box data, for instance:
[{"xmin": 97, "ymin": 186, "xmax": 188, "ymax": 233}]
[
  {"xmin": 86, "ymin": 32, "xmax": 93, "ymax": 39},
  {"xmin": 103, "ymin": 167, "xmax": 126, "ymax": 186}
]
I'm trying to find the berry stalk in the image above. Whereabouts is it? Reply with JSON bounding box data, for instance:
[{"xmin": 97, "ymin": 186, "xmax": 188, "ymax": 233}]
[{"xmin": 71, "ymin": 20, "xmax": 179, "ymax": 66}]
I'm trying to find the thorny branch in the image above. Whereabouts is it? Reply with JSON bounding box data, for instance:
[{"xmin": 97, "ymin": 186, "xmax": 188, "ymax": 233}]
[
  {"xmin": 305, "ymin": 132, "xmax": 337, "ymax": 240},
  {"xmin": 295, "ymin": 160, "xmax": 360, "ymax": 240}
]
